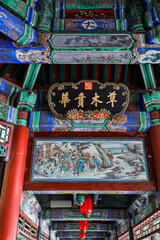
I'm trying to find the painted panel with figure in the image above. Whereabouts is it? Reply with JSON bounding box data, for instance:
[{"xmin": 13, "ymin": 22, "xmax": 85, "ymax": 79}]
[{"xmin": 32, "ymin": 139, "xmax": 148, "ymax": 182}]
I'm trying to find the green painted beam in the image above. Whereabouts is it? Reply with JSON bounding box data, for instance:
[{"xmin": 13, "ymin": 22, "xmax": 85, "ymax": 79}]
[
  {"xmin": 121, "ymin": 65, "xmax": 129, "ymax": 85},
  {"xmin": 70, "ymin": 65, "xmax": 76, "ymax": 83},
  {"xmin": 0, "ymin": 64, "xmax": 13, "ymax": 77},
  {"xmin": 10, "ymin": 65, "xmax": 23, "ymax": 79},
  {"xmin": 60, "ymin": 64, "xmax": 65, "ymax": 83},
  {"xmin": 131, "ymin": 65, "xmax": 138, "ymax": 86},
  {"xmin": 23, "ymin": 64, "xmax": 41, "ymax": 90},
  {"xmin": 140, "ymin": 64, "xmax": 157, "ymax": 90},
  {"xmin": 101, "ymin": 65, "xmax": 107, "ymax": 83},
  {"xmin": 49, "ymin": 65, "xmax": 54, "ymax": 85},
  {"xmin": 40, "ymin": 65, "xmax": 45, "ymax": 87},
  {"xmin": 111, "ymin": 65, "xmax": 118, "ymax": 83},
  {"xmin": 91, "ymin": 64, "xmax": 97, "ymax": 79},
  {"xmin": 81, "ymin": 65, "xmax": 86, "ymax": 80}
]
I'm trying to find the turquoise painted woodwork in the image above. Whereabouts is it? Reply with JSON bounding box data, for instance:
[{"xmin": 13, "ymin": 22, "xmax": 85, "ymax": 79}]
[
  {"xmin": 0, "ymin": 6, "xmax": 39, "ymax": 44},
  {"xmin": 143, "ymin": 90, "xmax": 160, "ymax": 112},
  {"xmin": 17, "ymin": 91, "xmax": 37, "ymax": 112},
  {"xmin": 38, "ymin": 0, "xmax": 54, "ymax": 32},
  {"xmin": 146, "ymin": 25, "xmax": 160, "ymax": 44},
  {"xmin": 0, "ymin": 145, "xmax": 7, "ymax": 157},
  {"xmin": 140, "ymin": 64, "xmax": 157, "ymax": 90},
  {"xmin": 26, "ymin": 0, "xmax": 40, "ymax": 10},
  {"xmin": 23, "ymin": 64, "xmax": 41, "ymax": 90},
  {"xmin": 0, "ymin": 103, "xmax": 18, "ymax": 125}
]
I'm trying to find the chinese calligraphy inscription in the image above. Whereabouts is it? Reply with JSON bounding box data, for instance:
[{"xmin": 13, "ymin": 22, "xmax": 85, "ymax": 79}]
[{"xmin": 48, "ymin": 80, "xmax": 129, "ymax": 119}]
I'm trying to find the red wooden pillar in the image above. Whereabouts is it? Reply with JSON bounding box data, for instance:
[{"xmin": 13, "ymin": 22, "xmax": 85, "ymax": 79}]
[
  {"xmin": 0, "ymin": 125, "xmax": 29, "ymax": 240},
  {"xmin": 150, "ymin": 125, "xmax": 160, "ymax": 191}
]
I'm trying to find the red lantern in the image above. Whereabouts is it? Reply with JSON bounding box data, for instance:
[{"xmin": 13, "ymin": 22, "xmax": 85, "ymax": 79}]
[
  {"xmin": 79, "ymin": 220, "xmax": 87, "ymax": 232},
  {"xmin": 80, "ymin": 196, "xmax": 92, "ymax": 217},
  {"xmin": 79, "ymin": 231, "xmax": 86, "ymax": 238}
]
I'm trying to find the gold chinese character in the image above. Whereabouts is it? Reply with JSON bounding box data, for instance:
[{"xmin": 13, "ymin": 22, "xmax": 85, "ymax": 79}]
[
  {"xmin": 91, "ymin": 93, "xmax": 103, "ymax": 107},
  {"xmin": 75, "ymin": 92, "xmax": 86, "ymax": 108},
  {"xmin": 59, "ymin": 92, "xmax": 70, "ymax": 108},
  {"xmin": 106, "ymin": 91, "xmax": 117, "ymax": 107}
]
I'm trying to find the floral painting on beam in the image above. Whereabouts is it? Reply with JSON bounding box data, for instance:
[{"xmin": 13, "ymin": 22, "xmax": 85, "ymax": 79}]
[{"xmin": 32, "ymin": 139, "xmax": 149, "ymax": 182}]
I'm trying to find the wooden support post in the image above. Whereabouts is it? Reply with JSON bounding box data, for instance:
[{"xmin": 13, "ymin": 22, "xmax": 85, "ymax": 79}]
[
  {"xmin": 49, "ymin": 224, "xmax": 52, "ymax": 240},
  {"xmin": 23, "ymin": 64, "xmax": 41, "ymax": 90},
  {"xmin": 0, "ymin": 125, "xmax": 29, "ymax": 240},
  {"xmin": 143, "ymin": 91, "xmax": 160, "ymax": 190},
  {"xmin": 128, "ymin": 212, "xmax": 134, "ymax": 240},
  {"xmin": 37, "ymin": 211, "xmax": 43, "ymax": 240},
  {"xmin": 150, "ymin": 125, "xmax": 160, "ymax": 191}
]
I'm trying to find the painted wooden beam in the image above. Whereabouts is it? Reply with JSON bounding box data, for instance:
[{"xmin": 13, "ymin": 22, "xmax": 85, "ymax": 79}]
[
  {"xmin": 0, "ymin": 33, "xmax": 46, "ymax": 63},
  {"xmin": 0, "ymin": 0, "xmax": 38, "ymax": 27},
  {"xmin": 81, "ymin": 65, "xmax": 86, "ymax": 80},
  {"xmin": 0, "ymin": 77, "xmax": 21, "ymax": 105},
  {"xmin": 28, "ymin": 111, "xmax": 151, "ymax": 132},
  {"xmin": 23, "ymin": 64, "xmax": 41, "ymax": 90},
  {"xmin": 10, "ymin": 65, "xmax": 24, "ymax": 80},
  {"xmin": 130, "ymin": 65, "xmax": 138, "ymax": 87},
  {"xmin": 26, "ymin": 0, "xmax": 40, "ymax": 10},
  {"xmin": 121, "ymin": 65, "xmax": 129, "ymax": 85},
  {"xmin": 53, "ymin": 222, "xmax": 114, "ymax": 232},
  {"xmin": 59, "ymin": 239, "xmax": 105, "ymax": 240},
  {"xmin": 0, "ymin": 28, "xmax": 159, "ymax": 64},
  {"xmin": 101, "ymin": 65, "xmax": 107, "ymax": 83},
  {"xmin": 0, "ymin": 102, "xmax": 18, "ymax": 125},
  {"xmin": 111, "ymin": 65, "xmax": 119, "ymax": 83},
  {"xmin": 57, "ymin": 231, "xmax": 108, "ymax": 238},
  {"xmin": 140, "ymin": 64, "xmax": 157, "ymax": 90},
  {"xmin": 49, "ymin": 65, "xmax": 55, "ymax": 85},
  {"xmin": 53, "ymin": 19, "xmax": 128, "ymax": 32},
  {"xmin": 38, "ymin": 0, "xmax": 54, "ymax": 32},
  {"xmin": 0, "ymin": 64, "xmax": 13, "ymax": 78},
  {"xmin": 0, "ymin": 6, "xmax": 39, "ymax": 44},
  {"xmin": 43, "ymin": 209, "xmax": 127, "ymax": 221}
]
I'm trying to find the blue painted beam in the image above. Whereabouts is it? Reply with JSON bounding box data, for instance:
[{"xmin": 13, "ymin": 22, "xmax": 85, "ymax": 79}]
[
  {"xmin": 53, "ymin": 222, "xmax": 114, "ymax": 232},
  {"xmin": 58, "ymin": 231, "xmax": 108, "ymax": 238},
  {"xmin": 0, "ymin": 6, "xmax": 39, "ymax": 44},
  {"xmin": 28, "ymin": 111, "xmax": 151, "ymax": 132},
  {"xmin": 0, "ymin": 34, "xmax": 46, "ymax": 63}
]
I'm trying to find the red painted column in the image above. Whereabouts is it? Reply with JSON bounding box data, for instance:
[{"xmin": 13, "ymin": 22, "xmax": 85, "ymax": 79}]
[
  {"xmin": 150, "ymin": 125, "xmax": 160, "ymax": 191},
  {"xmin": 0, "ymin": 125, "xmax": 29, "ymax": 240}
]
